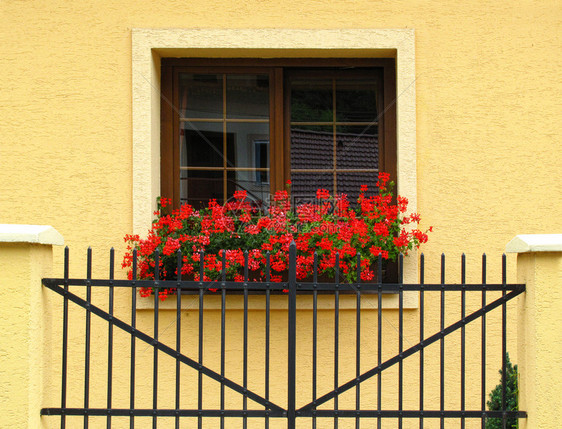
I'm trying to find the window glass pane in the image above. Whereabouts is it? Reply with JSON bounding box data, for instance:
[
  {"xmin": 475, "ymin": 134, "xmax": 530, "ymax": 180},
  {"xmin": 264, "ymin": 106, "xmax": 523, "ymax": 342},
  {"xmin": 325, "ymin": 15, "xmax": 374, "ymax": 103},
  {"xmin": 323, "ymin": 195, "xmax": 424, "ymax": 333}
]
[
  {"xmin": 337, "ymin": 171, "xmax": 379, "ymax": 203},
  {"xmin": 226, "ymin": 170, "xmax": 270, "ymax": 207},
  {"xmin": 290, "ymin": 78, "xmax": 333, "ymax": 122},
  {"xmin": 179, "ymin": 73, "xmax": 222, "ymax": 119},
  {"xmin": 226, "ymin": 75, "xmax": 269, "ymax": 119},
  {"xmin": 290, "ymin": 126, "xmax": 333, "ymax": 170},
  {"xmin": 226, "ymin": 122, "xmax": 269, "ymax": 168},
  {"xmin": 335, "ymin": 125, "xmax": 378, "ymax": 170},
  {"xmin": 180, "ymin": 170, "xmax": 223, "ymax": 209},
  {"xmin": 336, "ymin": 79, "xmax": 378, "ymax": 122},
  {"xmin": 290, "ymin": 172, "xmax": 333, "ymax": 202},
  {"xmin": 180, "ymin": 122, "xmax": 223, "ymax": 168}
]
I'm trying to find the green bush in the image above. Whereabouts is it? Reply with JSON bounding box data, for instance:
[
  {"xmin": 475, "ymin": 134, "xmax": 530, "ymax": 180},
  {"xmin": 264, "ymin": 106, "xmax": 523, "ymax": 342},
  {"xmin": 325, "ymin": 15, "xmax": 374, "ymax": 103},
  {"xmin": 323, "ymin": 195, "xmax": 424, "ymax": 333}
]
[{"xmin": 486, "ymin": 353, "xmax": 518, "ymax": 429}]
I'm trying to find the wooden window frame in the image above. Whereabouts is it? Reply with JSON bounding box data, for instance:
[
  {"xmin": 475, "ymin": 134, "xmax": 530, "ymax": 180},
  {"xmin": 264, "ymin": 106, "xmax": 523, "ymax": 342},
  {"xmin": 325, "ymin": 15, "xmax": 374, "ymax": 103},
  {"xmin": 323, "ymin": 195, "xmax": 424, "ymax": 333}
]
[{"xmin": 161, "ymin": 58, "xmax": 396, "ymax": 209}]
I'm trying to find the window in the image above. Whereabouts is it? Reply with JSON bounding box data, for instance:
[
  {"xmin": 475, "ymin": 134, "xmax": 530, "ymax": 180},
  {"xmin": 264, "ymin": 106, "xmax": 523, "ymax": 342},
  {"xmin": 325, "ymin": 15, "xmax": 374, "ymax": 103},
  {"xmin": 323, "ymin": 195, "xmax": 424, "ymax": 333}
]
[{"xmin": 161, "ymin": 58, "xmax": 396, "ymax": 209}]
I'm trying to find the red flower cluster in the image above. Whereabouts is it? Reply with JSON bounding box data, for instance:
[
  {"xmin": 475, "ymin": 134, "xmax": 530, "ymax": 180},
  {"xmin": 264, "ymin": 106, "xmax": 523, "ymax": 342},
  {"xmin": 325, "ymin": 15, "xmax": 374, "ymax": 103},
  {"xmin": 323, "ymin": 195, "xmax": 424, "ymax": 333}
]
[{"xmin": 123, "ymin": 174, "xmax": 431, "ymax": 300}]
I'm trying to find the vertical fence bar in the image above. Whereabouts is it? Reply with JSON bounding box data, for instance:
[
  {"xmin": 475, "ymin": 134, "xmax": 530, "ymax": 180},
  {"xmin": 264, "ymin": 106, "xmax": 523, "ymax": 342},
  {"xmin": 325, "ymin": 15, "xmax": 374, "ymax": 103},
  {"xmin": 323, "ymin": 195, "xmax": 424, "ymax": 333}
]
[
  {"xmin": 198, "ymin": 251, "xmax": 205, "ymax": 429},
  {"xmin": 377, "ymin": 255, "xmax": 382, "ymax": 429},
  {"xmin": 287, "ymin": 242, "xmax": 297, "ymax": 429},
  {"xmin": 220, "ymin": 251, "xmax": 226, "ymax": 429},
  {"xmin": 61, "ymin": 246, "xmax": 69, "ymax": 429},
  {"xmin": 440, "ymin": 253, "xmax": 445, "ymax": 429},
  {"xmin": 501, "ymin": 254, "xmax": 507, "ymax": 429},
  {"xmin": 243, "ymin": 251, "xmax": 249, "ymax": 429},
  {"xmin": 265, "ymin": 252, "xmax": 271, "ymax": 429},
  {"xmin": 312, "ymin": 252, "xmax": 318, "ymax": 429},
  {"xmin": 399, "ymin": 254, "xmax": 404, "ymax": 429},
  {"xmin": 334, "ymin": 253, "xmax": 340, "ymax": 429},
  {"xmin": 419, "ymin": 253, "xmax": 424, "ymax": 429},
  {"xmin": 355, "ymin": 254, "xmax": 361, "ymax": 429},
  {"xmin": 130, "ymin": 250, "xmax": 137, "ymax": 429},
  {"xmin": 84, "ymin": 247, "xmax": 92, "ymax": 429},
  {"xmin": 175, "ymin": 250, "xmax": 183, "ymax": 429},
  {"xmin": 153, "ymin": 251, "xmax": 160, "ymax": 429},
  {"xmin": 461, "ymin": 254, "xmax": 466, "ymax": 429},
  {"xmin": 481, "ymin": 254, "xmax": 487, "ymax": 429},
  {"xmin": 107, "ymin": 248, "xmax": 115, "ymax": 429}
]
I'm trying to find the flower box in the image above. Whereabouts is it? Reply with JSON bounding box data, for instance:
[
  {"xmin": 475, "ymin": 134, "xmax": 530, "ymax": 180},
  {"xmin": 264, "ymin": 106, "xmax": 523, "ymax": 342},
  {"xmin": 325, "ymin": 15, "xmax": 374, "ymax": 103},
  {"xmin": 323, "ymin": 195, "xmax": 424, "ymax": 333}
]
[{"xmin": 123, "ymin": 173, "xmax": 430, "ymax": 300}]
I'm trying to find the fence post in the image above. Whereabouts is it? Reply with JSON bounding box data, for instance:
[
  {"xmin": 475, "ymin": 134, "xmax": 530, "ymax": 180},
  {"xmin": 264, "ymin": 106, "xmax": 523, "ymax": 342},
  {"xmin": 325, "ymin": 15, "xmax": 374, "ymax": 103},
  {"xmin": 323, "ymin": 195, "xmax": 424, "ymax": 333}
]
[
  {"xmin": 287, "ymin": 241, "xmax": 297, "ymax": 428},
  {"xmin": 506, "ymin": 234, "xmax": 562, "ymax": 429},
  {"xmin": 0, "ymin": 224, "xmax": 63, "ymax": 429}
]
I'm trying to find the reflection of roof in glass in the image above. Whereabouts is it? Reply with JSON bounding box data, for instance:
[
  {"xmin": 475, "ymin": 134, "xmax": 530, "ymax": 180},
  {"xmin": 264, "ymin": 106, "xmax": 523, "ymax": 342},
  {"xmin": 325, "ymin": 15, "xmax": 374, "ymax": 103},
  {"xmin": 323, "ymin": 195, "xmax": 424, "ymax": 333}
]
[{"xmin": 290, "ymin": 129, "xmax": 379, "ymax": 201}]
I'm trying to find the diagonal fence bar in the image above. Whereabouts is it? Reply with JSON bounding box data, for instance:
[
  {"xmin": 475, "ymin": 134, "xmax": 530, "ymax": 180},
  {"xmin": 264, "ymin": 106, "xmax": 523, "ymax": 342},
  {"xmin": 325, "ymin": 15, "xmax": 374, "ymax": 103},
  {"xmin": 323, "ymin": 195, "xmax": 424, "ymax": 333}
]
[
  {"xmin": 297, "ymin": 285, "xmax": 525, "ymax": 413},
  {"xmin": 41, "ymin": 280, "xmax": 285, "ymax": 414}
]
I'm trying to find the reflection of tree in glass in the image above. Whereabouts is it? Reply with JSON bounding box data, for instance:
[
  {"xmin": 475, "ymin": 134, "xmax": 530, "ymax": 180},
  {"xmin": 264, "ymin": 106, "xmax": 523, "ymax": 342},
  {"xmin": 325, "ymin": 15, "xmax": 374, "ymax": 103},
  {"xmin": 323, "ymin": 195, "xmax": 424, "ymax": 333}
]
[
  {"xmin": 291, "ymin": 102, "xmax": 333, "ymax": 125},
  {"xmin": 336, "ymin": 88, "xmax": 378, "ymax": 123},
  {"xmin": 291, "ymin": 84, "xmax": 333, "ymax": 124},
  {"xmin": 291, "ymin": 81, "xmax": 377, "ymax": 125}
]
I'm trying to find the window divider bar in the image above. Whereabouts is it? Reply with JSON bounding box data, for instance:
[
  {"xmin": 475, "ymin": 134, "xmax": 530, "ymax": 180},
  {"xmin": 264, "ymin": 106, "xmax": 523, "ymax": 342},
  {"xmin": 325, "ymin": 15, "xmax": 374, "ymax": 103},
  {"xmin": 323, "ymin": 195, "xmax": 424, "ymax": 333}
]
[
  {"xmin": 180, "ymin": 118, "xmax": 269, "ymax": 123},
  {"xmin": 222, "ymin": 74, "xmax": 227, "ymax": 203},
  {"xmin": 291, "ymin": 122, "xmax": 378, "ymax": 126}
]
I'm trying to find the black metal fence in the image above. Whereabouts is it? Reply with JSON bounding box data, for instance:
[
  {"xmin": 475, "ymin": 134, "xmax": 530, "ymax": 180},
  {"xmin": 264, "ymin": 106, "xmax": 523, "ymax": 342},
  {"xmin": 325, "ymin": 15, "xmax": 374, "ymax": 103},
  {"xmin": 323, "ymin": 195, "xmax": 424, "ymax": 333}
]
[{"xmin": 41, "ymin": 243, "xmax": 526, "ymax": 428}]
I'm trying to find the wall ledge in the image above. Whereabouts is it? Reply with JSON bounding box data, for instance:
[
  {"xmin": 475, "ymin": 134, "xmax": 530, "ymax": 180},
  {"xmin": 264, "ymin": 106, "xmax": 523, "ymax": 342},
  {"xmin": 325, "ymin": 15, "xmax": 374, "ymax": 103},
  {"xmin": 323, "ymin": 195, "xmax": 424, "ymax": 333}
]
[
  {"xmin": 0, "ymin": 224, "xmax": 64, "ymax": 246},
  {"xmin": 506, "ymin": 234, "xmax": 562, "ymax": 253}
]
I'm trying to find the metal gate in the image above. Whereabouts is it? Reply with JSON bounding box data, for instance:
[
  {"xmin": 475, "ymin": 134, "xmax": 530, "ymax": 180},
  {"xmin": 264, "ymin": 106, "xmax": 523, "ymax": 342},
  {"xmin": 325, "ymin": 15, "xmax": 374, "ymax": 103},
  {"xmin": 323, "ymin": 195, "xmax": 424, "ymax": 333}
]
[{"xmin": 41, "ymin": 244, "xmax": 526, "ymax": 428}]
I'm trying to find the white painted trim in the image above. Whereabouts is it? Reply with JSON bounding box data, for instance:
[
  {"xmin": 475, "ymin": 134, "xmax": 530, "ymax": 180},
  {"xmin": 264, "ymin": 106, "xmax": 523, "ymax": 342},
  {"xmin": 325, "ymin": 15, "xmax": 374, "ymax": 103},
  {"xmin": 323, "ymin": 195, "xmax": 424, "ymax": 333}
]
[
  {"xmin": 506, "ymin": 234, "xmax": 562, "ymax": 253},
  {"xmin": 132, "ymin": 28, "xmax": 417, "ymax": 234},
  {"xmin": 0, "ymin": 224, "xmax": 64, "ymax": 246},
  {"xmin": 131, "ymin": 28, "xmax": 418, "ymax": 297}
]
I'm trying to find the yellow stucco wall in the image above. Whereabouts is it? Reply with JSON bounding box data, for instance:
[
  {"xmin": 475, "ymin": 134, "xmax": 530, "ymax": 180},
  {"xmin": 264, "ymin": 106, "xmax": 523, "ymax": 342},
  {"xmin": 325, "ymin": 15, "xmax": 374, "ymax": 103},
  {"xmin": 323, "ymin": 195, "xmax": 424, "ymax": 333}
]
[
  {"xmin": 1, "ymin": 1, "xmax": 561, "ymax": 428},
  {"xmin": 516, "ymin": 251, "xmax": 562, "ymax": 429},
  {"xmin": 1, "ymin": 0, "xmax": 560, "ymax": 269},
  {"xmin": 0, "ymin": 243, "xmax": 53, "ymax": 428}
]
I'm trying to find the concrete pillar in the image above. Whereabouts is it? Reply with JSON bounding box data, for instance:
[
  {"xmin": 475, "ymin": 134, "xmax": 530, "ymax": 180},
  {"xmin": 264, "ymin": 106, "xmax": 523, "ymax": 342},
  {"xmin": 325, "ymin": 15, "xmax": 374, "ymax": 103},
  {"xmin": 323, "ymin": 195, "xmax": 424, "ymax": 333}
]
[
  {"xmin": 506, "ymin": 234, "xmax": 562, "ymax": 429},
  {"xmin": 0, "ymin": 225, "xmax": 63, "ymax": 428}
]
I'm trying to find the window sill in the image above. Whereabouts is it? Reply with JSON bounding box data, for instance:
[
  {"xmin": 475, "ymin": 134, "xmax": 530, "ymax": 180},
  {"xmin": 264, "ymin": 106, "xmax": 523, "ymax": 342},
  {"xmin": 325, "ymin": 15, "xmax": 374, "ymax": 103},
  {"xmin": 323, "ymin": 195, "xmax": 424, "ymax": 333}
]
[{"xmin": 135, "ymin": 289, "xmax": 418, "ymax": 311}]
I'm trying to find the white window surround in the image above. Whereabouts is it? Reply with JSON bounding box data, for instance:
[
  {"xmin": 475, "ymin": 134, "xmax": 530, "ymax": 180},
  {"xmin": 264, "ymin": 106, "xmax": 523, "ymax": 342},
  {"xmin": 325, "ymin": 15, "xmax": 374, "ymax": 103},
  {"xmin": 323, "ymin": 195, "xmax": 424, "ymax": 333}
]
[{"xmin": 132, "ymin": 28, "xmax": 417, "ymax": 308}]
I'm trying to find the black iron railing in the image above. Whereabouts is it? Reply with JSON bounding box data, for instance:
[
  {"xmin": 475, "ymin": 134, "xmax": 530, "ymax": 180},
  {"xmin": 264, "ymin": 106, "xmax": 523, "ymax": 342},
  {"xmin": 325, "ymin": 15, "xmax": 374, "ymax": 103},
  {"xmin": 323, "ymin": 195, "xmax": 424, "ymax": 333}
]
[{"xmin": 41, "ymin": 243, "xmax": 526, "ymax": 428}]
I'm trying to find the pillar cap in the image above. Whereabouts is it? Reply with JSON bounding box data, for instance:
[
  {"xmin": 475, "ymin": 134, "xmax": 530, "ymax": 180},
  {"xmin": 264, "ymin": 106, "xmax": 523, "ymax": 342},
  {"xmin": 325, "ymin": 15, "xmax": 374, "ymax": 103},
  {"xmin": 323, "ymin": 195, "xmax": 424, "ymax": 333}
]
[
  {"xmin": 0, "ymin": 224, "xmax": 64, "ymax": 246},
  {"xmin": 506, "ymin": 234, "xmax": 562, "ymax": 253}
]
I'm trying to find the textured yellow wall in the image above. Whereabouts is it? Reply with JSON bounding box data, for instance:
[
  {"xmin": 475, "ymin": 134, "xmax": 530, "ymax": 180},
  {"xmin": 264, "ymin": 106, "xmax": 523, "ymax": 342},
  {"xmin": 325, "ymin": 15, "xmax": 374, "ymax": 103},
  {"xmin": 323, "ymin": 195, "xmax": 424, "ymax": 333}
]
[
  {"xmin": 0, "ymin": 243, "xmax": 53, "ymax": 428},
  {"xmin": 516, "ymin": 251, "xmax": 562, "ymax": 429},
  {"xmin": 1, "ymin": 1, "xmax": 560, "ymax": 269},
  {"xmin": 1, "ymin": 1, "xmax": 561, "ymax": 428}
]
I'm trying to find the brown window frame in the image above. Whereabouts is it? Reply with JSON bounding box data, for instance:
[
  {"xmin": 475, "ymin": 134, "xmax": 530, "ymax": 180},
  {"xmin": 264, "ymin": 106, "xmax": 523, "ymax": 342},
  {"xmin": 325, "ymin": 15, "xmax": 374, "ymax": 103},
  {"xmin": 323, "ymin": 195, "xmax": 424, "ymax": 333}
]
[{"xmin": 160, "ymin": 58, "xmax": 396, "ymax": 209}]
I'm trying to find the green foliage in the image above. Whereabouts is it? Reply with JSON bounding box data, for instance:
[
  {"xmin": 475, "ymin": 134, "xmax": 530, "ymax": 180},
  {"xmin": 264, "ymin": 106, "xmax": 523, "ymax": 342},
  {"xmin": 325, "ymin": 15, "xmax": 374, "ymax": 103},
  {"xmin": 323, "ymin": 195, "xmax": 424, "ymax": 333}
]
[{"xmin": 486, "ymin": 353, "xmax": 518, "ymax": 429}]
